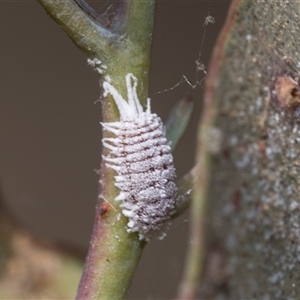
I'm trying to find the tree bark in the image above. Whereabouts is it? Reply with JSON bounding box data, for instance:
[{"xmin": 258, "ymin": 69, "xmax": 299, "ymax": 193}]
[{"xmin": 199, "ymin": 0, "xmax": 300, "ymax": 298}]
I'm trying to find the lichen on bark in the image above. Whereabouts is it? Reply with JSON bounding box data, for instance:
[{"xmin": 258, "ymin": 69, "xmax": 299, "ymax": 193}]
[{"xmin": 200, "ymin": 0, "xmax": 300, "ymax": 298}]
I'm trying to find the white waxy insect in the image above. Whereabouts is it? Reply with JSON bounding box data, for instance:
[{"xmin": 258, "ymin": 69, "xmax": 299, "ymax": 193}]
[{"xmin": 101, "ymin": 73, "xmax": 177, "ymax": 241}]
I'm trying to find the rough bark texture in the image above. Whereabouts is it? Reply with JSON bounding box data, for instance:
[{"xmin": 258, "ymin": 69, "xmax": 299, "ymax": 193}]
[{"xmin": 201, "ymin": 0, "xmax": 300, "ymax": 298}]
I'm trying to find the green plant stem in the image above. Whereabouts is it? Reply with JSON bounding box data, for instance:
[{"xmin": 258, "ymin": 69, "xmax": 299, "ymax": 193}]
[
  {"xmin": 172, "ymin": 166, "xmax": 196, "ymax": 219},
  {"xmin": 75, "ymin": 193, "xmax": 146, "ymax": 299},
  {"xmin": 77, "ymin": 3, "xmax": 155, "ymax": 299},
  {"xmin": 36, "ymin": 0, "xmax": 115, "ymax": 58},
  {"xmin": 36, "ymin": 1, "xmax": 155, "ymax": 299},
  {"xmin": 37, "ymin": 1, "xmax": 205, "ymax": 298}
]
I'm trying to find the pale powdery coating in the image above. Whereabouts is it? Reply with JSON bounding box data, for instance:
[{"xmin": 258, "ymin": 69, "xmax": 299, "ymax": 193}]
[{"xmin": 101, "ymin": 74, "xmax": 177, "ymax": 241}]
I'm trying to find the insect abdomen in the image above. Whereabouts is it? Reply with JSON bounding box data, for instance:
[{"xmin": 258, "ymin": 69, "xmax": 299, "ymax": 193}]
[{"xmin": 103, "ymin": 113, "xmax": 176, "ymax": 241}]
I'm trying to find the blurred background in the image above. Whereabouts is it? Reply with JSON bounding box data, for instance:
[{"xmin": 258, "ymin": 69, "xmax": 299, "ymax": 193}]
[{"xmin": 0, "ymin": 1, "xmax": 230, "ymax": 298}]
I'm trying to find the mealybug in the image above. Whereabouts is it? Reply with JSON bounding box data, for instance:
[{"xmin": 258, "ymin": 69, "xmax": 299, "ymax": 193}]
[{"xmin": 101, "ymin": 73, "xmax": 177, "ymax": 241}]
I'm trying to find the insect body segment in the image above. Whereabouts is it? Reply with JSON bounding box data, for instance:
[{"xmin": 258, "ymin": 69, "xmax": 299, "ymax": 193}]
[{"xmin": 101, "ymin": 74, "xmax": 177, "ymax": 241}]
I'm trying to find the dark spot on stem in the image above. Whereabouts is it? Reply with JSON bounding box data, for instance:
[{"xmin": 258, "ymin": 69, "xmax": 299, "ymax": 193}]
[{"xmin": 99, "ymin": 202, "xmax": 110, "ymax": 216}]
